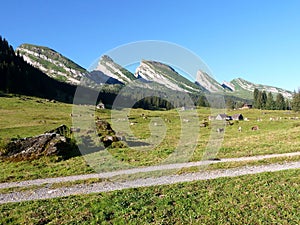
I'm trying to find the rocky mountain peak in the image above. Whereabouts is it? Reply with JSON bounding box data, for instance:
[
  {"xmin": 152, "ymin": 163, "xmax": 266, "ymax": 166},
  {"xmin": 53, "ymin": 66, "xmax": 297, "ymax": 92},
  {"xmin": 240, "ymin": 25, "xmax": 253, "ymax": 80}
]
[
  {"xmin": 17, "ymin": 44, "xmax": 86, "ymax": 84},
  {"xmin": 135, "ymin": 60, "xmax": 205, "ymax": 93},
  {"xmin": 15, "ymin": 43, "xmax": 293, "ymax": 101},
  {"xmin": 93, "ymin": 55, "xmax": 136, "ymax": 84},
  {"xmin": 195, "ymin": 70, "xmax": 223, "ymax": 92}
]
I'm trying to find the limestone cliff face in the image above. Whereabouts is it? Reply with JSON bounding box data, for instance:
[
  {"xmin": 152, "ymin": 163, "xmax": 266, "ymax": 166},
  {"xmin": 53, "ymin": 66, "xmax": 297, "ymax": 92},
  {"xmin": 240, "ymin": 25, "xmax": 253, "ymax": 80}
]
[
  {"xmin": 195, "ymin": 70, "xmax": 293, "ymax": 99},
  {"xmin": 17, "ymin": 44, "xmax": 86, "ymax": 84},
  {"xmin": 93, "ymin": 55, "xmax": 136, "ymax": 84},
  {"xmin": 134, "ymin": 60, "xmax": 205, "ymax": 93},
  {"xmin": 195, "ymin": 70, "xmax": 223, "ymax": 92},
  {"xmin": 227, "ymin": 78, "xmax": 293, "ymax": 99},
  {"xmin": 17, "ymin": 44, "xmax": 293, "ymax": 100}
]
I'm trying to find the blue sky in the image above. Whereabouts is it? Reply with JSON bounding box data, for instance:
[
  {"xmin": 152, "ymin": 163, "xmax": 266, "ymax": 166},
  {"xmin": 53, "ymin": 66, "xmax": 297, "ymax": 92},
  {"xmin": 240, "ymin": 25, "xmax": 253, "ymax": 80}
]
[{"xmin": 1, "ymin": 0, "xmax": 299, "ymax": 91}]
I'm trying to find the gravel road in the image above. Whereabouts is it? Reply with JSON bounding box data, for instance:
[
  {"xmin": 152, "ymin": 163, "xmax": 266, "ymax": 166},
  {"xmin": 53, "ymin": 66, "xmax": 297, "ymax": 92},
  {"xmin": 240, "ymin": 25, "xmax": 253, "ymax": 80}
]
[{"xmin": 1, "ymin": 152, "xmax": 300, "ymax": 204}]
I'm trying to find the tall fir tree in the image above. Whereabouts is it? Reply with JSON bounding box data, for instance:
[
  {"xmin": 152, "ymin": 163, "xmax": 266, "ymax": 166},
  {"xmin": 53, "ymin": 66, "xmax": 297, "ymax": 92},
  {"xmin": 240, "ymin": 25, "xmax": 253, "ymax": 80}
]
[
  {"xmin": 266, "ymin": 92, "xmax": 275, "ymax": 110},
  {"xmin": 285, "ymin": 99, "xmax": 291, "ymax": 110},
  {"xmin": 275, "ymin": 93, "xmax": 286, "ymax": 110},
  {"xmin": 292, "ymin": 89, "xmax": 300, "ymax": 111},
  {"xmin": 256, "ymin": 90, "xmax": 263, "ymax": 109},
  {"xmin": 260, "ymin": 91, "xmax": 267, "ymax": 109},
  {"xmin": 253, "ymin": 88, "xmax": 259, "ymax": 108}
]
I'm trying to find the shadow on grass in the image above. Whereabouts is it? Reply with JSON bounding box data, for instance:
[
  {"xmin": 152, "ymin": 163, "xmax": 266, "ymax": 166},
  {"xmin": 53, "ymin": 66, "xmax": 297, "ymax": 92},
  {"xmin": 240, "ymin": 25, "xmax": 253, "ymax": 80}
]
[{"xmin": 126, "ymin": 140, "xmax": 151, "ymax": 147}]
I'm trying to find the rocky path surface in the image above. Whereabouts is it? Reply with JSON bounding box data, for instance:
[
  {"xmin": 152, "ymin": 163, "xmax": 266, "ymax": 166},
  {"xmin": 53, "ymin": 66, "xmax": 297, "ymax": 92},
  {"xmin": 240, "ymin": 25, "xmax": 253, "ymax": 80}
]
[{"xmin": 1, "ymin": 152, "xmax": 300, "ymax": 204}]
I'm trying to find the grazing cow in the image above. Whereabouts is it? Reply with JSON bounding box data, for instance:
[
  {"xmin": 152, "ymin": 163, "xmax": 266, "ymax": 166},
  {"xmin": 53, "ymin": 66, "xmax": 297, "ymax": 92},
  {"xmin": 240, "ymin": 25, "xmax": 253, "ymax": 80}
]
[
  {"xmin": 164, "ymin": 118, "xmax": 171, "ymax": 123},
  {"xmin": 251, "ymin": 126, "xmax": 259, "ymax": 131},
  {"xmin": 70, "ymin": 113, "xmax": 81, "ymax": 117},
  {"xmin": 216, "ymin": 128, "xmax": 224, "ymax": 133},
  {"xmin": 200, "ymin": 122, "xmax": 209, "ymax": 127},
  {"xmin": 141, "ymin": 114, "xmax": 148, "ymax": 119},
  {"xmin": 227, "ymin": 121, "xmax": 234, "ymax": 126},
  {"xmin": 70, "ymin": 127, "xmax": 81, "ymax": 133}
]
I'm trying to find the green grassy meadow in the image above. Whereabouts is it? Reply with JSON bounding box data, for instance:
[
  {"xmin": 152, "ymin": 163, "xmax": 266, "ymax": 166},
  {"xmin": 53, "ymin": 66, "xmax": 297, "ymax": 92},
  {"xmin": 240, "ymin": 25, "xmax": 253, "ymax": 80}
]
[
  {"xmin": 1, "ymin": 169, "xmax": 299, "ymax": 224},
  {"xmin": 0, "ymin": 95, "xmax": 72, "ymax": 139},
  {"xmin": 0, "ymin": 95, "xmax": 300, "ymax": 182},
  {"xmin": 1, "ymin": 95, "xmax": 300, "ymax": 224}
]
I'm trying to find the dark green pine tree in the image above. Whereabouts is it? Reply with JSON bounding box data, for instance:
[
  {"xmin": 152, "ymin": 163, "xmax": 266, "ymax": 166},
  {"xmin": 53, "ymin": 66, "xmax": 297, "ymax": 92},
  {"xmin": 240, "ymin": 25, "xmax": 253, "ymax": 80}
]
[
  {"xmin": 257, "ymin": 90, "xmax": 267, "ymax": 109},
  {"xmin": 285, "ymin": 99, "xmax": 291, "ymax": 110},
  {"xmin": 292, "ymin": 89, "xmax": 300, "ymax": 112},
  {"xmin": 275, "ymin": 93, "xmax": 286, "ymax": 110},
  {"xmin": 261, "ymin": 91, "xmax": 267, "ymax": 109},
  {"xmin": 266, "ymin": 92, "xmax": 275, "ymax": 110},
  {"xmin": 253, "ymin": 88, "xmax": 260, "ymax": 108},
  {"xmin": 197, "ymin": 95, "xmax": 207, "ymax": 107},
  {"xmin": 256, "ymin": 90, "xmax": 262, "ymax": 109}
]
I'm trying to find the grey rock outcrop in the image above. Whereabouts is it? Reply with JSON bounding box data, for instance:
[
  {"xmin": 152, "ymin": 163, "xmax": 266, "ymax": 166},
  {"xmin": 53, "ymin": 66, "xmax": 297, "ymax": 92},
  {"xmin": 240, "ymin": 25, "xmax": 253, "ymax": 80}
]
[
  {"xmin": 0, "ymin": 125, "xmax": 76, "ymax": 161},
  {"xmin": 95, "ymin": 118, "xmax": 127, "ymax": 148}
]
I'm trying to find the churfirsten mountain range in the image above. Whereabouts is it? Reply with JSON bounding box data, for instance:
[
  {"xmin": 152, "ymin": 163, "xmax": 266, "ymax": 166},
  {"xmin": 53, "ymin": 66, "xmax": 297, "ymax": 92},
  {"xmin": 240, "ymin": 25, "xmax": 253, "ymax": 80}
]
[{"xmin": 17, "ymin": 43, "xmax": 292, "ymax": 100}]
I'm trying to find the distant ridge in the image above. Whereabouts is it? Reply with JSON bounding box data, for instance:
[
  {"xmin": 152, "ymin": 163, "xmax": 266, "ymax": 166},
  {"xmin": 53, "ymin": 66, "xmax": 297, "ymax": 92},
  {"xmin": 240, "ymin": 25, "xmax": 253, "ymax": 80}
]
[
  {"xmin": 225, "ymin": 78, "xmax": 293, "ymax": 99},
  {"xmin": 15, "ymin": 42, "xmax": 293, "ymax": 101}
]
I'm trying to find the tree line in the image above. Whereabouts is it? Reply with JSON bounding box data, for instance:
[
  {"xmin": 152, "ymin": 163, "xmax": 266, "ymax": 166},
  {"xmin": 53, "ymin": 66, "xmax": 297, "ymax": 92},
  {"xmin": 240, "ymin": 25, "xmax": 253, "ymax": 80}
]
[{"xmin": 253, "ymin": 88, "xmax": 290, "ymax": 110}]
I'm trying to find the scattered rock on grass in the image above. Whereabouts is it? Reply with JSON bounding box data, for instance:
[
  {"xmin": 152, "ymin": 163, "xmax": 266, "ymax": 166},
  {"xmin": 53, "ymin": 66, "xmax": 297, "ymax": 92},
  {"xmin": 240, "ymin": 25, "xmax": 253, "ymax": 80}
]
[{"xmin": 95, "ymin": 118, "xmax": 127, "ymax": 148}]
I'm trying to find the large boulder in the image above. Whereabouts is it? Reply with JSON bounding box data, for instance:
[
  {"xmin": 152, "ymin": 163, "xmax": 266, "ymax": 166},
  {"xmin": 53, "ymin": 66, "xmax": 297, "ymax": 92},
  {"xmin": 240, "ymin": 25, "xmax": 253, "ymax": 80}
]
[{"xmin": 0, "ymin": 125, "xmax": 77, "ymax": 161}]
